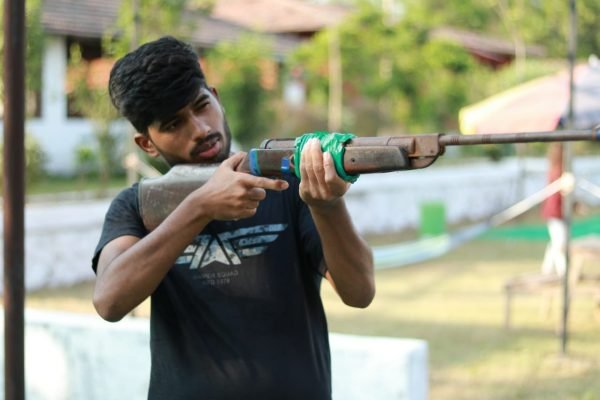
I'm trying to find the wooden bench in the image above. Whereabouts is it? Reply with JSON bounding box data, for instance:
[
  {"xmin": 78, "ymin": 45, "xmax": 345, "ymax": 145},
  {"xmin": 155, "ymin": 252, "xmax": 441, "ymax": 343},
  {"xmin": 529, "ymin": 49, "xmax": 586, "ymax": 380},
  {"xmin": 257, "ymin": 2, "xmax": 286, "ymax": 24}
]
[{"xmin": 504, "ymin": 235, "xmax": 600, "ymax": 329}]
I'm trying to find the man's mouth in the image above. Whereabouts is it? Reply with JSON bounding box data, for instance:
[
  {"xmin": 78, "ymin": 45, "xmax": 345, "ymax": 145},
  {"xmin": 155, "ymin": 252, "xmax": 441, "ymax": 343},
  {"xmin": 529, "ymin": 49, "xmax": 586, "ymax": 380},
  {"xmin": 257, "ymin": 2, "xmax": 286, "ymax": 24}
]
[{"xmin": 192, "ymin": 134, "xmax": 222, "ymax": 161}]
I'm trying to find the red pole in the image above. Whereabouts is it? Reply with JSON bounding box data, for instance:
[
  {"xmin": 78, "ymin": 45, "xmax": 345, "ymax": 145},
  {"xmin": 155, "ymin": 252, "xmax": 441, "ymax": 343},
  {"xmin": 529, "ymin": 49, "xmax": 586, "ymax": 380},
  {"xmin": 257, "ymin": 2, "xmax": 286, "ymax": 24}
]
[{"xmin": 3, "ymin": 0, "xmax": 26, "ymax": 397}]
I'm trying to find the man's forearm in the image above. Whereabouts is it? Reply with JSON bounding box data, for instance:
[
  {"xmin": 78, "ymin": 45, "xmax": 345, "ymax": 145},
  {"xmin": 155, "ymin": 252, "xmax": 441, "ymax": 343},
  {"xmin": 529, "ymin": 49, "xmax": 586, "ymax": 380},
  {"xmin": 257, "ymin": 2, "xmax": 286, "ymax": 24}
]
[
  {"xmin": 310, "ymin": 200, "xmax": 375, "ymax": 308},
  {"xmin": 94, "ymin": 195, "xmax": 213, "ymax": 321}
]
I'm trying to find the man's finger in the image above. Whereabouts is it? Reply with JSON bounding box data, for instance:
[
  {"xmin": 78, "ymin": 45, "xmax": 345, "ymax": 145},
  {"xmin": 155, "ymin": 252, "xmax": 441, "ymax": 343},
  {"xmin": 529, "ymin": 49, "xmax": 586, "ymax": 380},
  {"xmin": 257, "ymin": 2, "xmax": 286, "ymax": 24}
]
[
  {"xmin": 244, "ymin": 175, "xmax": 289, "ymax": 191},
  {"xmin": 323, "ymin": 151, "xmax": 338, "ymax": 183},
  {"xmin": 310, "ymin": 140, "xmax": 326, "ymax": 188},
  {"xmin": 247, "ymin": 187, "xmax": 267, "ymax": 201},
  {"xmin": 221, "ymin": 152, "xmax": 247, "ymax": 169},
  {"xmin": 300, "ymin": 138, "xmax": 317, "ymax": 185}
]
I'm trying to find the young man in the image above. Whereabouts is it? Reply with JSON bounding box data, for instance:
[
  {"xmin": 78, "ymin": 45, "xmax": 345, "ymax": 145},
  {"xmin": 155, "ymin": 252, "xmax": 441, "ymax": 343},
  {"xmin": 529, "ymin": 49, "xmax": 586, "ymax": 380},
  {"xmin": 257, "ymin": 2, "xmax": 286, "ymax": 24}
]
[{"xmin": 92, "ymin": 36, "xmax": 374, "ymax": 400}]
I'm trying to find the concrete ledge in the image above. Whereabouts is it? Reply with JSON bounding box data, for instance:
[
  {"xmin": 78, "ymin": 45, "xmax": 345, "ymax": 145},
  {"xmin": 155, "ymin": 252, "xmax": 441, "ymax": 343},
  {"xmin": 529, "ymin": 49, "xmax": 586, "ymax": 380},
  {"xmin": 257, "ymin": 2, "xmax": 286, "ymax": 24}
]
[
  {"xmin": 0, "ymin": 309, "xmax": 428, "ymax": 400},
  {"xmin": 330, "ymin": 333, "xmax": 428, "ymax": 400}
]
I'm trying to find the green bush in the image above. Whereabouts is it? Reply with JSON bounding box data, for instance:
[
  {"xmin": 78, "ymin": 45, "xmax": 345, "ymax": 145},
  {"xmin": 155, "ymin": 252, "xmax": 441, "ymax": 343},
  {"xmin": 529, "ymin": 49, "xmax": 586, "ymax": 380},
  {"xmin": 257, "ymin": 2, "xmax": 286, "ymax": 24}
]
[
  {"xmin": 0, "ymin": 134, "xmax": 48, "ymax": 188},
  {"xmin": 205, "ymin": 35, "xmax": 276, "ymax": 149}
]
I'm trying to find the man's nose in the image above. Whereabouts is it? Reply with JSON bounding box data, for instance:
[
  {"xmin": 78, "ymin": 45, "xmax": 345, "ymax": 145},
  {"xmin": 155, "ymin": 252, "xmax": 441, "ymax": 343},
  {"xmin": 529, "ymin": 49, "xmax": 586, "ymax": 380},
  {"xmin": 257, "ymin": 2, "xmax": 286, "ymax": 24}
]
[{"xmin": 190, "ymin": 114, "xmax": 210, "ymax": 139}]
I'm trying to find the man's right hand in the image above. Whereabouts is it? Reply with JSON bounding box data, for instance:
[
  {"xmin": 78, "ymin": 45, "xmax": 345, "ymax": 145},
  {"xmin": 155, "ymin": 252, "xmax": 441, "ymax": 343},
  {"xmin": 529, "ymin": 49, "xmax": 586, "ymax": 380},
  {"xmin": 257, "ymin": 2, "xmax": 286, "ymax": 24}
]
[{"xmin": 190, "ymin": 152, "xmax": 289, "ymax": 222}]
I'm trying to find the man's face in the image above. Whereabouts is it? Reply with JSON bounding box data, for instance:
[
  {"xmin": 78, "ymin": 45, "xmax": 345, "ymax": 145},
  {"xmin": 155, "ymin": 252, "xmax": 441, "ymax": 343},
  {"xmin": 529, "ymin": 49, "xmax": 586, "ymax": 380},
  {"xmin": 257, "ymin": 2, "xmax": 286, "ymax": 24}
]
[{"xmin": 138, "ymin": 87, "xmax": 232, "ymax": 166}]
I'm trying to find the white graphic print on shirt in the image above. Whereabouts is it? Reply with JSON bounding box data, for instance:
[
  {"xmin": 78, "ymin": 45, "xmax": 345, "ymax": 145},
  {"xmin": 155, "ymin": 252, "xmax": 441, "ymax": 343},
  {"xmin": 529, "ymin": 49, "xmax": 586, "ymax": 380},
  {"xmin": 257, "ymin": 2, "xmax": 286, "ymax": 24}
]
[{"xmin": 175, "ymin": 224, "xmax": 288, "ymax": 270}]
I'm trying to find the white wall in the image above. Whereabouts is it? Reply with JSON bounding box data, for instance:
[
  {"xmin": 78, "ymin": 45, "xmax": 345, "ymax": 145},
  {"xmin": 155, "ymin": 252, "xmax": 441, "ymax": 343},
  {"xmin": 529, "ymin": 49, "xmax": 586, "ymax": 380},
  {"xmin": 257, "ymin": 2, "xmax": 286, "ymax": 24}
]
[
  {"xmin": 0, "ymin": 35, "xmax": 128, "ymax": 175},
  {"xmin": 0, "ymin": 310, "xmax": 429, "ymax": 400}
]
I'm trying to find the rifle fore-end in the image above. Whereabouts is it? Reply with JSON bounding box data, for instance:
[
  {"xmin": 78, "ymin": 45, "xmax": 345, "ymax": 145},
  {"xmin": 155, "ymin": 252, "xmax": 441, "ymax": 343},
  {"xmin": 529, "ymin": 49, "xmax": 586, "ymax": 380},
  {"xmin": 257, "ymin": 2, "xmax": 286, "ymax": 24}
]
[{"xmin": 139, "ymin": 127, "xmax": 600, "ymax": 230}]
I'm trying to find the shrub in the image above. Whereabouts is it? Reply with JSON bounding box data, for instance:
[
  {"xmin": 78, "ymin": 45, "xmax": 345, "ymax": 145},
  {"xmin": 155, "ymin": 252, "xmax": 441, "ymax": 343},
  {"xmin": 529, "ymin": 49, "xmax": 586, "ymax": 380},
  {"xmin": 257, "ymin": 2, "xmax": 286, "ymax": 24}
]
[{"xmin": 0, "ymin": 134, "xmax": 48, "ymax": 188}]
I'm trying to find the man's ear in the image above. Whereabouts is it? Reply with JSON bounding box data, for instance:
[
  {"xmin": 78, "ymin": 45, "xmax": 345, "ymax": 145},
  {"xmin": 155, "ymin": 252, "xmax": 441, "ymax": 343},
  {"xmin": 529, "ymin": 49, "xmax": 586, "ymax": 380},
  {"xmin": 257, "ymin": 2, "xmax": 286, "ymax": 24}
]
[
  {"xmin": 209, "ymin": 86, "xmax": 226, "ymax": 114},
  {"xmin": 134, "ymin": 133, "xmax": 160, "ymax": 158},
  {"xmin": 209, "ymin": 86, "xmax": 219, "ymax": 100}
]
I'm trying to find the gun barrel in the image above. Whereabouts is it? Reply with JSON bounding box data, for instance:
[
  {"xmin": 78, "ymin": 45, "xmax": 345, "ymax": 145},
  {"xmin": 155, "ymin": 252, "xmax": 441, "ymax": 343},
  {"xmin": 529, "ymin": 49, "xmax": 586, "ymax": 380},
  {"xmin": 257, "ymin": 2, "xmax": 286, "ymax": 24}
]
[{"xmin": 439, "ymin": 127, "xmax": 600, "ymax": 146}]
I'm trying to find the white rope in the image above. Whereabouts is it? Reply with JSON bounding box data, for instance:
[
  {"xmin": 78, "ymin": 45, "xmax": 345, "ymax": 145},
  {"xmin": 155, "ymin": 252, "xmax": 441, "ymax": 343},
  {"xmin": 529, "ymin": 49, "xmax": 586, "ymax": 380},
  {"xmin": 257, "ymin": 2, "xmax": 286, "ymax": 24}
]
[
  {"xmin": 489, "ymin": 174, "xmax": 572, "ymax": 227},
  {"xmin": 577, "ymin": 177, "xmax": 600, "ymax": 200}
]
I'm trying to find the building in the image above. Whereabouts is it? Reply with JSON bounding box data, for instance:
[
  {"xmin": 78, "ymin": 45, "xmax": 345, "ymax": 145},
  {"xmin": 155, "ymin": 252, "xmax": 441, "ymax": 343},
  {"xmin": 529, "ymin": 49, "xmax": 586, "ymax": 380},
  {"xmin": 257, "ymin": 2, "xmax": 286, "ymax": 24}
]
[
  {"xmin": 212, "ymin": 0, "xmax": 350, "ymax": 39},
  {"xmin": 431, "ymin": 27, "xmax": 546, "ymax": 69},
  {"xmin": 10, "ymin": 0, "xmax": 301, "ymax": 174}
]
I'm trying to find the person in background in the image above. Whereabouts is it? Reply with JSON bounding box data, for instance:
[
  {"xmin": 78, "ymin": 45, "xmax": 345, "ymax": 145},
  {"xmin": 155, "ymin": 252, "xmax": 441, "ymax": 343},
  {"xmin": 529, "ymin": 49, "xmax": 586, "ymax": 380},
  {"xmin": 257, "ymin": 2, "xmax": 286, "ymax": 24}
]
[
  {"xmin": 541, "ymin": 142, "xmax": 567, "ymax": 276},
  {"xmin": 91, "ymin": 36, "xmax": 375, "ymax": 400}
]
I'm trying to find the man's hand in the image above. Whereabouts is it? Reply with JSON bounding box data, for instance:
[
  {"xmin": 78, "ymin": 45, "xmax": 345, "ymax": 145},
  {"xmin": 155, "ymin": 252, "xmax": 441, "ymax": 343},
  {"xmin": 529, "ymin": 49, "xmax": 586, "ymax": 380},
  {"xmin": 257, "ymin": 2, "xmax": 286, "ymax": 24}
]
[
  {"xmin": 299, "ymin": 138, "xmax": 350, "ymax": 210},
  {"xmin": 190, "ymin": 152, "xmax": 289, "ymax": 221},
  {"xmin": 298, "ymin": 138, "xmax": 374, "ymax": 308}
]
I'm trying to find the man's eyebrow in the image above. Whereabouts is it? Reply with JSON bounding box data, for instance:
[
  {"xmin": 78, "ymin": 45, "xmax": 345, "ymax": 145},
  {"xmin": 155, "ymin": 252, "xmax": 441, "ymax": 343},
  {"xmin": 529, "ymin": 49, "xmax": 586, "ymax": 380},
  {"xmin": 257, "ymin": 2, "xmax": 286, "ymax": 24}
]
[
  {"xmin": 156, "ymin": 92, "xmax": 210, "ymax": 128},
  {"xmin": 158, "ymin": 114, "xmax": 178, "ymax": 129},
  {"xmin": 194, "ymin": 92, "xmax": 210, "ymax": 103}
]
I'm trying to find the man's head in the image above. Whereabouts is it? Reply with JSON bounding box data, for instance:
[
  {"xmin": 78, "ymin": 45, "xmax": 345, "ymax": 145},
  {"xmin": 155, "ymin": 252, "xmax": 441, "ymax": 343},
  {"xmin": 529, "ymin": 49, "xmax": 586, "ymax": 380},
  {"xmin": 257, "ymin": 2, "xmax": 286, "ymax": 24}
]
[
  {"xmin": 109, "ymin": 36, "xmax": 232, "ymax": 165},
  {"xmin": 109, "ymin": 36, "xmax": 205, "ymax": 135}
]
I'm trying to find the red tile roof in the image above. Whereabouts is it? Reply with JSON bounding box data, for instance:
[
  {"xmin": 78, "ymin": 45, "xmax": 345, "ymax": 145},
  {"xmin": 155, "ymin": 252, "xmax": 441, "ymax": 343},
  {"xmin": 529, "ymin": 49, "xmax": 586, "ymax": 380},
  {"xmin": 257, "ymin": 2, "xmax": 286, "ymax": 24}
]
[
  {"xmin": 41, "ymin": 0, "xmax": 300, "ymax": 56},
  {"xmin": 431, "ymin": 27, "xmax": 546, "ymax": 58},
  {"xmin": 212, "ymin": 0, "xmax": 350, "ymax": 33}
]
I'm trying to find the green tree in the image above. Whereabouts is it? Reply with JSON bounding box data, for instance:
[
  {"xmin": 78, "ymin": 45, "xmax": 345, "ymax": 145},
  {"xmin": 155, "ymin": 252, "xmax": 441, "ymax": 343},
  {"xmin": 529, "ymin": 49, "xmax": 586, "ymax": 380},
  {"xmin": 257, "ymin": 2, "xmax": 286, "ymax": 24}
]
[
  {"xmin": 102, "ymin": 0, "xmax": 206, "ymax": 59},
  {"xmin": 402, "ymin": 0, "xmax": 599, "ymax": 58},
  {"xmin": 0, "ymin": 0, "xmax": 45, "ymax": 116},
  {"xmin": 294, "ymin": 0, "xmax": 600, "ymax": 135},
  {"xmin": 0, "ymin": 136, "xmax": 48, "ymax": 189},
  {"xmin": 293, "ymin": 2, "xmax": 478, "ymax": 134},
  {"xmin": 205, "ymin": 35, "xmax": 276, "ymax": 149},
  {"xmin": 69, "ymin": 44, "xmax": 121, "ymax": 186}
]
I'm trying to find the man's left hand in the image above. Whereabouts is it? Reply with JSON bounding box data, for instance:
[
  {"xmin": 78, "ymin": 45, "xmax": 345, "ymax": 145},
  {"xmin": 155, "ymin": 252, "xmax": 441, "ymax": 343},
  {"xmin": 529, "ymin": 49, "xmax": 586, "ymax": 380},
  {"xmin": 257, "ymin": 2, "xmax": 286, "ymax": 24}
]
[{"xmin": 298, "ymin": 138, "xmax": 350, "ymax": 209}]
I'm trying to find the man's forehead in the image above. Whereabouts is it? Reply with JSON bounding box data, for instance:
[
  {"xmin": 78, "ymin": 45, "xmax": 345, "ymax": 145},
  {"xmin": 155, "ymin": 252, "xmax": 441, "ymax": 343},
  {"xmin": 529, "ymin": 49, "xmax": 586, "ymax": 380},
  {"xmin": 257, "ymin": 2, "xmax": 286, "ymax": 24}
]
[{"xmin": 154, "ymin": 87, "xmax": 213, "ymax": 123}]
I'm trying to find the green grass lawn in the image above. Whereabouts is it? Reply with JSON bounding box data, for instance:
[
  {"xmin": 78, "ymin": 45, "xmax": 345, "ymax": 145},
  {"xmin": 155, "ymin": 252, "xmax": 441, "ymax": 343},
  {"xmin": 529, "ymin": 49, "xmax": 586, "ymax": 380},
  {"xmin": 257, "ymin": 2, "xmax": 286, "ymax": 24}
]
[
  {"xmin": 26, "ymin": 175, "xmax": 128, "ymax": 197},
  {"xmin": 321, "ymin": 238, "xmax": 600, "ymax": 400},
  {"xmin": 26, "ymin": 237, "xmax": 600, "ymax": 400}
]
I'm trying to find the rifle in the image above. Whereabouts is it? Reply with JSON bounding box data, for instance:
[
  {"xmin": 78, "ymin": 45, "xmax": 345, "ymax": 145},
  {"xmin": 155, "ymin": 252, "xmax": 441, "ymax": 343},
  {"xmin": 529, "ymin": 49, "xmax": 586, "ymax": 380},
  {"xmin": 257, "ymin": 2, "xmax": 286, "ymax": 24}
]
[{"xmin": 139, "ymin": 127, "xmax": 600, "ymax": 230}]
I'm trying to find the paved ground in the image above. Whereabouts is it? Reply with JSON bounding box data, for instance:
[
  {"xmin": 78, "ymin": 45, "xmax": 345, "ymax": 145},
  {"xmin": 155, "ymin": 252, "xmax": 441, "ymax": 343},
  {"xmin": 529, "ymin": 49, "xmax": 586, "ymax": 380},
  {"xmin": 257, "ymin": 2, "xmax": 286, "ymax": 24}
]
[{"xmin": 0, "ymin": 196, "xmax": 111, "ymax": 292}]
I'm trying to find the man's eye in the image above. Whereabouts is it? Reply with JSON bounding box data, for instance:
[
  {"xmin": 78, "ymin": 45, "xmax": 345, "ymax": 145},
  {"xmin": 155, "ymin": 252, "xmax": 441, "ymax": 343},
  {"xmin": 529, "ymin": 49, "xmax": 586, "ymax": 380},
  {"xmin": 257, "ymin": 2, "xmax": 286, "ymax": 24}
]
[
  {"xmin": 164, "ymin": 120, "xmax": 180, "ymax": 131},
  {"xmin": 195, "ymin": 102, "xmax": 209, "ymax": 111}
]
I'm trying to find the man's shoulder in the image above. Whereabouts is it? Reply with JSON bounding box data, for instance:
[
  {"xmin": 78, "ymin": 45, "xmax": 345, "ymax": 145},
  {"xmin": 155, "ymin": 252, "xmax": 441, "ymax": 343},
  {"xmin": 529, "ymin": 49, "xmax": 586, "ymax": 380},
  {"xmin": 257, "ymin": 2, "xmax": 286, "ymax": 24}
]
[
  {"xmin": 111, "ymin": 183, "xmax": 139, "ymax": 204},
  {"xmin": 104, "ymin": 183, "xmax": 141, "ymax": 218}
]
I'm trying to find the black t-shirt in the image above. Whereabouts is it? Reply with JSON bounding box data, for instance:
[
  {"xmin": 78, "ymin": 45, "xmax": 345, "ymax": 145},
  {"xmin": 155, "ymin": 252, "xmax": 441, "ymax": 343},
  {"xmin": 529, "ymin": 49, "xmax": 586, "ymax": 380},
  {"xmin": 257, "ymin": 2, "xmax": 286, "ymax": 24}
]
[{"xmin": 92, "ymin": 176, "xmax": 331, "ymax": 400}]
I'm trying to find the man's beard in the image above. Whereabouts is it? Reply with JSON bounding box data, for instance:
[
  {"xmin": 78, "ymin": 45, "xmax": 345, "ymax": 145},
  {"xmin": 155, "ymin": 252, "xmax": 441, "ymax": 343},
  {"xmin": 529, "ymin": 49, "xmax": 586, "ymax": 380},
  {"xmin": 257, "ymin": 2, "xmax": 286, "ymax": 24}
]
[{"xmin": 154, "ymin": 118, "xmax": 234, "ymax": 167}]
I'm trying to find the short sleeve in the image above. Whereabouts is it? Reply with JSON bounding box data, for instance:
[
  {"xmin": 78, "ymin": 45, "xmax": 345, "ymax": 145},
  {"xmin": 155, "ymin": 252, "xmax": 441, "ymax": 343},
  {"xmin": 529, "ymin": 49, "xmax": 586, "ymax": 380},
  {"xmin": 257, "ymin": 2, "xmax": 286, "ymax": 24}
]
[{"xmin": 91, "ymin": 184, "xmax": 147, "ymax": 272}]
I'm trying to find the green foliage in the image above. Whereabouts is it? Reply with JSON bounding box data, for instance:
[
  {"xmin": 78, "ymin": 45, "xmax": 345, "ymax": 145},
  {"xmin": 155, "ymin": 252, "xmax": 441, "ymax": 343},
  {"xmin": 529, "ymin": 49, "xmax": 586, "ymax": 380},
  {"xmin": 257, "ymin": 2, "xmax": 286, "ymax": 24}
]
[
  {"xmin": 102, "ymin": 0, "xmax": 200, "ymax": 58},
  {"xmin": 464, "ymin": 58, "xmax": 565, "ymax": 105},
  {"xmin": 25, "ymin": 0, "xmax": 44, "ymax": 98},
  {"xmin": 293, "ymin": 3, "xmax": 479, "ymax": 134},
  {"xmin": 0, "ymin": 134, "xmax": 48, "ymax": 188},
  {"xmin": 402, "ymin": 0, "xmax": 600, "ymax": 58},
  {"xmin": 24, "ymin": 134, "xmax": 47, "ymax": 184},
  {"xmin": 69, "ymin": 44, "xmax": 122, "ymax": 183},
  {"xmin": 292, "ymin": 0, "xmax": 600, "ymax": 160},
  {"xmin": 0, "ymin": 0, "xmax": 45, "ymax": 116},
  {"xmin": 69, "ymin": 45, "xmax": 120, "ymax": 122},
  {"xmin": 205, "ymin": 35, "xmax": 276, "ymax": 149},
  {"xmin": 74, "ymin": 144, "xmax": 97, "ymax": 178}
]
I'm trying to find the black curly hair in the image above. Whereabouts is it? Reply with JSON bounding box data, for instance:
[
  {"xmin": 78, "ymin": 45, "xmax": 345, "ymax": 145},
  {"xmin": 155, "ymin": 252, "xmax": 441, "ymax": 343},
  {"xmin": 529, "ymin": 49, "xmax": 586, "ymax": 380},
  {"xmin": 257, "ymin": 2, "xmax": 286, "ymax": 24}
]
[{"xmin": 108, "ymin": 36, "xmax": 207, "ymax": 134}]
